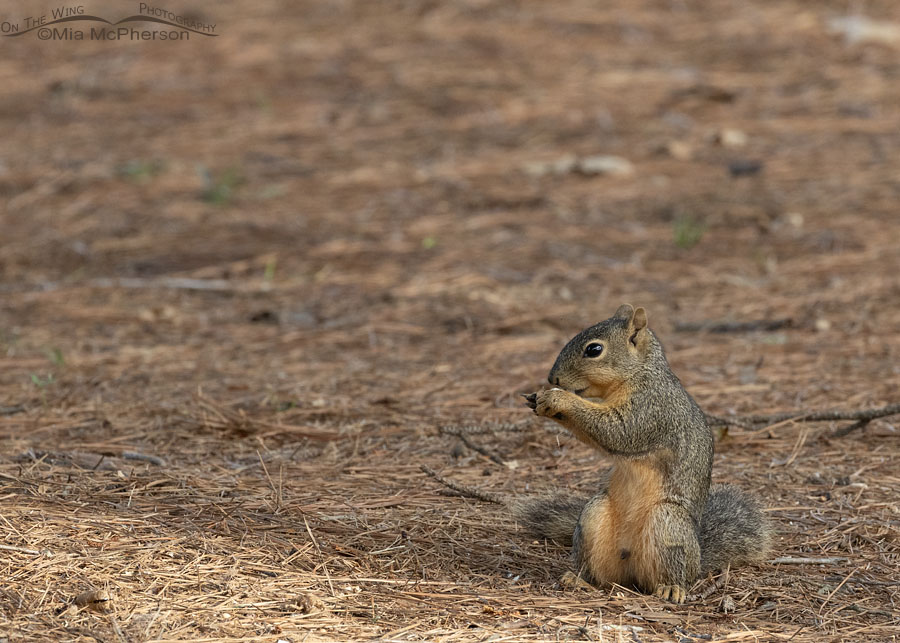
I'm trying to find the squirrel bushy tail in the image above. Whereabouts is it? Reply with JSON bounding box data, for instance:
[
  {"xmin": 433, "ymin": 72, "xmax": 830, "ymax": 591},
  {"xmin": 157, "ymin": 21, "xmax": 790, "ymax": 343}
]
[
  {"xmin": 511, "ymin": 495, "xmax": 588, "ymax": 545},
  {"xmin": 514, "ymin": 484, "xmax": 771, "ymax": 571}
]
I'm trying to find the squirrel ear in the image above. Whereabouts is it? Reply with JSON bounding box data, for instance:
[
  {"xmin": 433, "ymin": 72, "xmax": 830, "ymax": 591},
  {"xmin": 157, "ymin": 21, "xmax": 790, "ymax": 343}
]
[
  {"xmin": 632, "ymin": 307, "xmax": 648, "ymax": 330},
  {"xmin": 629, "ymin": 307, "xmax": 650, "ymax": 351},
  {"xmin": 613, "ymin": 304, "xmax": 635, "ymax": 321}
]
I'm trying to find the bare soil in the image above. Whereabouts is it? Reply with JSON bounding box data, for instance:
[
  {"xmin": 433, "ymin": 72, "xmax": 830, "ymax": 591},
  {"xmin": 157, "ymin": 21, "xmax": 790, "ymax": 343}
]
[{"xmin": 1, "ymin": 1, "xmax": 898, "ymax": 641}]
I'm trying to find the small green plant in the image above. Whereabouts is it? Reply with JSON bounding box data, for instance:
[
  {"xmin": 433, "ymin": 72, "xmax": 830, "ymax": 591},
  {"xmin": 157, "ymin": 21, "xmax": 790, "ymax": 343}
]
[
  {"xmin": 274, "ymin": 400, "xmax": 296, "ymax": 412},
  {"xmin": 263, "ymin": 256, "xmax": 277, "ymax": 282},
  {"xmin": 258, "ymin": 184, "xmax": 287, "ymax": 200},
  {"xmin": 30, "ymin": 372, "xmax": 55, "ymax": 408},
  {"xmin": 673, "ymin": 215, "xmax": 707, "ymax": 249},
  {"xmin": 199, "ymin": 166, "xmax": 244, "ymax": 205},
  {"xmin": 119, "ymin": 159, "xmax": 165, "ymax": 182},
  {"xmin": 45, "ymin": 347, "xmax": 65, "ymax": 366},
  {"xmin": 422, "ymin": 236, "xmax": 437, "ymax": 249},
  {"xmin": 30, "ymin": 373, "xmax": 54, "ymax": 388},
  {"xmin": 255, "ymin": 91, "xmax": 273, "ymax": 114}
]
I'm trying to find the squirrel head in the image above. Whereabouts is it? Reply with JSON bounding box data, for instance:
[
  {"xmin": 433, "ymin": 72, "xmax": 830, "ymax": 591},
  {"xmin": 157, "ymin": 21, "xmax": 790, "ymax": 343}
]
[{"xmin": 547, "ymin": 304, "xmax": 656, "ymax": 398}]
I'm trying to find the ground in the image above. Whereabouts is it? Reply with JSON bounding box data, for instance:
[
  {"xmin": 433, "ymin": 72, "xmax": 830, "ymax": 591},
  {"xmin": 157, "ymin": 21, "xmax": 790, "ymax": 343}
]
[{"xmin": 1, "ymin": 1, "xmax": 899, "ymax": 641}]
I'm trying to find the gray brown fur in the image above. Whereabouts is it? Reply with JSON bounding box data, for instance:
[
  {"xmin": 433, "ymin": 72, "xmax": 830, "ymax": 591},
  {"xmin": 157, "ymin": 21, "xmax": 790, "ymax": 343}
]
[
  {"xmin": 521, "ymin": 304, "xmax": 771, "ymax": 602},
  {"xmin": 700, "ymin": 483, "xmax": 771, "ymax": 573},
  {"xmin": 511, "ymin": 495, "xmax": 591, "ymax": 542}
]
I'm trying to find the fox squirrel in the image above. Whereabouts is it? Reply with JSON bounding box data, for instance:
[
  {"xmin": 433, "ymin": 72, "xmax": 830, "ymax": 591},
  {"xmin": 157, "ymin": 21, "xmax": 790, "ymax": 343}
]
[{"xmin": 522, "ymin": 304, "xmax": 770, "ymax": 603}]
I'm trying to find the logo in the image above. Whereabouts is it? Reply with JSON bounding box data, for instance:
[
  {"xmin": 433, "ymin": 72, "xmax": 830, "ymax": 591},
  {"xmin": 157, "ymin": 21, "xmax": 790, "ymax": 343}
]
[{"xmin": 2, "ymin": 4, "xmax": 217, "ymax": 41}]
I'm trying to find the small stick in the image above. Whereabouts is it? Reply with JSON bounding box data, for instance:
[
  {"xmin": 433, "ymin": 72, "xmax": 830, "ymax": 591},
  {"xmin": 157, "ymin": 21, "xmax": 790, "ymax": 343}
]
[
  {"xmin": 89, "ymin": 277, "xmax": 236, "ymax": 291},
  {"xmin": 828, "ymin": 418, "xmax": 870, "ymax": 438},
  {"xmin": 121, "ymin": 452, "xmax": 166, "ymax": 466},
  {"xmin": 839, "ymin": 604, "xmax": 896, "ymax": 618},
  {"xmin": 457, "ymin": 434, "xmax": 505, "ymax": 465},
  {"xmin": 675, "ymin": 318, "xmax": 792, "ymax": 333},
  {"xmin": 302, "ymin": 514, "xmax": 335, "ymax": 597},
  {"xmin": 824, "ymin": 575, "xmax": 900, "ymax": 587},
  {"xmin": 110, "ymin": 615, "xmax": 128, "ymax": 643},
  {"xmin": 420, "ymin": 465, "xmax": 507, "ymax": 505},
  {"xmin": 439, "ymin": 421, "xmax": 540, "ymax": 435},
  {"xmin": 257, "ymin": 450, "xmax": 282, "ymax": 512},
  {"xmin": 687, "ymin": 568, "xmax": 729, "ymax": 602},
  {"xmin": 770, "ymin": 557, "xmax": 848, "ymax": 565},
  {"xmin": 706, "ymin": 402, "xmax": 900, "ymax": 435},
  {"xmin": 0, "ymin": 544, "xmax": 45, "ymax": 556},
  {"xmin": 704, "ymin": 414, "xmax": 757, "ymax": 430},
  {"xmin": 674, "ymin": 626, "xmax": 712, "ymax": 640},
  {"xmin": 0, "ymin": 473, "xmax": 36, "ymax": 486},
  {"xmin": 818, "ymin": 566, "xmax": 858, "ymax": 615},
  {"xmin": 723, "ymin": 402, "xmax": 900, "ymax": 426},
  {"xmin": 440, "ymin": 427, "xmax": 506, "ymax": 465}
]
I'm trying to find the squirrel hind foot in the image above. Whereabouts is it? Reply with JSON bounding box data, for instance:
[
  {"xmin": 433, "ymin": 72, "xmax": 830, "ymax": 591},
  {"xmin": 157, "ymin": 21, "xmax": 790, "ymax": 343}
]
[
  {"xmin": 653, "ymin": 584, "xmax": 687, "ymax": 603},
  {"xmin": 558, "ymin": 570, "xmax": 594, "ymax": 591}
]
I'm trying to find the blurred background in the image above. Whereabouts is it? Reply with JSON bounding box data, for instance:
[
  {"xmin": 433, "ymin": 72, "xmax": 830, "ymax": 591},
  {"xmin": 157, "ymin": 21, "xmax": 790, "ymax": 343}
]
[
  {"xmin": 1, "ymin": 0, "xmax": 898, "ymax": 639},
  {"xmin": 3, "ymin": 1, "xmax": 897, "ymax": 411}
]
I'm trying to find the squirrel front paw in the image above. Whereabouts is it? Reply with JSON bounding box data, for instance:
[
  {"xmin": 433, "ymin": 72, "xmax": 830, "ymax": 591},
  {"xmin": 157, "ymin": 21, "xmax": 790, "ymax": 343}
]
[{"xmin": 522, "ymin": 388, "xmax": 572, "ymax": 420}]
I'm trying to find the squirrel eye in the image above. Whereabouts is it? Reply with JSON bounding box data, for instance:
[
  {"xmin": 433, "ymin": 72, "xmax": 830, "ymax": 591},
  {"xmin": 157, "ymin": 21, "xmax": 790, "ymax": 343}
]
[{"xmin": 583, "ymin": 343, "xmax": 604, "ymax": 358}]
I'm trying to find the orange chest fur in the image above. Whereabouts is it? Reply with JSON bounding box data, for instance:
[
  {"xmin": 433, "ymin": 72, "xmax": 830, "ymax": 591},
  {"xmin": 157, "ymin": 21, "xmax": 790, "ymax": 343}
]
[{"xmin": 607, "ymin": 460, "xmax": 664, "ymax": 539}]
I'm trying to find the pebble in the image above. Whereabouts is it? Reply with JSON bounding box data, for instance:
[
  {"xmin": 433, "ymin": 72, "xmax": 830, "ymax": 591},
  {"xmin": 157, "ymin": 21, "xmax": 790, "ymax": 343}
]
[
  {"xmin": 524, "ymin": 154, "xmax": 633, "ymax": 177},
  {"xmin": 664, "ymin": 140, "xmax": 693, "ymax": 160},
  {"xmin": 715, "ymin": 128, "xmax": 748, "ymax": 147},
  {"xmin": 728, "ymin": 159, "xmax": 763, "ymax": 177},
  {"xmin": 829, "ymin": 16, "xmax": 900, "ymax": 46},
  {"xmin": 575, "ymin": 155, "xmax": 634, "ymax": 176}
]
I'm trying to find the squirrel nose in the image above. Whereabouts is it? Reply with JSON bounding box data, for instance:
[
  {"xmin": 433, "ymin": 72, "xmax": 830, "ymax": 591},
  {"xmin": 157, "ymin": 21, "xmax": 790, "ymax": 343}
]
[{"xmin": 548, "ymin": 375, "xmax": 560, "ymax": 386}]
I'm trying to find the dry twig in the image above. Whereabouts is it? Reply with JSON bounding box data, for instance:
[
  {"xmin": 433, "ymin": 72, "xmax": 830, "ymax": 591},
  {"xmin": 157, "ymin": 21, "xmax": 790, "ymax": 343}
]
[
  {"xmin": 688, "ymin": 568, "xmax": 730, "ymax": 602},
  {"xmin": 706, "ymin": 402, "xmax": 900, "ymax": 436},
  {"xmin": 439, "ymin": 425, "xmax": 506, "ymax": 464},
  {"xmin": 770, "ymin": 557, "xmax": 849, "ymax": 565},
  {"xmin": 420, "ymin": 465, "xmax": 507, "ymax": 505},
  {"xmin": 0, "ymin": 544, "xmax": 45, "ymax": 556},
  {"xmin": 675, "ymin": 318, "xmax": 792, "ymax": 333}
]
